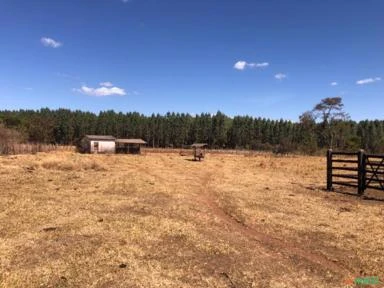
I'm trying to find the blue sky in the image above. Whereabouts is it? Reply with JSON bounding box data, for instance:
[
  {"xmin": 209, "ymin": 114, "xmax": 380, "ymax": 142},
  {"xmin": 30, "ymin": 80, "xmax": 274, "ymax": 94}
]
[{"xmin": 0, "ymin": 0, "xmax": 383, "ymax": 121}]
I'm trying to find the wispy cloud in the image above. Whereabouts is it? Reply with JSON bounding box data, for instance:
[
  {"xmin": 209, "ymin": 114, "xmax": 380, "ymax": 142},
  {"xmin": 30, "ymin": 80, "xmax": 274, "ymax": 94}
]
[
  {"xmin": 356, "ymin": 77, "xmax": 381, "ymax": 85},
  {"xmin": 41, "ymin": 37, "xmax": 62, "ymax": 48},
  {"xmin": 249, "ymin": 62, "xmax": 269, "ymax": 68},
  {"xmin": 122, "ymin": 0, "xmax": 132, "ymax": 3},
  {"xmin": 99, "ymin": 82, "xmax": 114, "ymax": 87},
  {"xmin": 233, "ymin": 60, "xmax": 269, "ymax": 71},
  {"xmin": 74, "ymin": 83, "xmax": 126, "ymax": 97},
  {"xmin": 330, "ymin": 82, "xmax": 338, "ymax": 86},
  {"xmin": 274, "ymin": 73, "xmax": 287, "ymax": 80}
]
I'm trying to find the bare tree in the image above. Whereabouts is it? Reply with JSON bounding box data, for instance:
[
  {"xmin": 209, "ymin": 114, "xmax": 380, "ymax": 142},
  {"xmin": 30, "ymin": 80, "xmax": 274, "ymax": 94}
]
[{"xmin": 0, "ymin": 124, "xmax": 23, "ymax": 154}]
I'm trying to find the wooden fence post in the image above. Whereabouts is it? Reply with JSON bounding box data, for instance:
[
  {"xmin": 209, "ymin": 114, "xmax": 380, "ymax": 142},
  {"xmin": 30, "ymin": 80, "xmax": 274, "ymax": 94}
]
[
  {"xmin": 357, "ymin": 149, "xmax": 365, "ymax": 195},
  {"xmin": 327, "ymin": 149, "xmax": 333, "ymax": 191}
]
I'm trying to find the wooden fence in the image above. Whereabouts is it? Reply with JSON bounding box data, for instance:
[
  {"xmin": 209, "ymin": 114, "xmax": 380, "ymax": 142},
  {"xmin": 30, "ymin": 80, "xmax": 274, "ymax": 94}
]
[
  {"xmin": 327, "ymin": 149, "xmax": 384, "ymax": 195},
  {"xmin": 0, "ymin": 143, "xmax": 74, "ymax": 155}
]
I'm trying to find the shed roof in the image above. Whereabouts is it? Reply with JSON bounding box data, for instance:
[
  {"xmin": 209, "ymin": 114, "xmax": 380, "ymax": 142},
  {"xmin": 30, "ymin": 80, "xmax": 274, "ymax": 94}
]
[
  {"xmin": 191, "ymin": 143, "xmax": 208, "ymax": 148},
  {"xmin": 116, "ymin": 139, "xmax": 147, "ymax": 144},
  {"xmin": 85, "ymin": 135, "xmax": 116, "ymax": 141}
]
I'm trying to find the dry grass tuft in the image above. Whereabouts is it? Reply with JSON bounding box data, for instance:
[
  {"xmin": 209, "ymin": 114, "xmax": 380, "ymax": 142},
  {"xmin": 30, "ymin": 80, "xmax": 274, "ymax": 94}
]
[
  {"xmin": 40, "ymin": 154, "xmax": 106, "ymax": 171},
  {"xmin": 41, "ymin": 159, "xmax": 75, "ymax": 171}
]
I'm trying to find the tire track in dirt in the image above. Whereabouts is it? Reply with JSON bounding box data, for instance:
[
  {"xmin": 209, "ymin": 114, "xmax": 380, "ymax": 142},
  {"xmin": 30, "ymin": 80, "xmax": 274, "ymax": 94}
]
[
  {"xmin": 196, "ymin": 170, "xmax": 355, "ymax": 278},
  {"xmin": 135, "ymin": 155, "xmax": 354, "ymax": 278}
]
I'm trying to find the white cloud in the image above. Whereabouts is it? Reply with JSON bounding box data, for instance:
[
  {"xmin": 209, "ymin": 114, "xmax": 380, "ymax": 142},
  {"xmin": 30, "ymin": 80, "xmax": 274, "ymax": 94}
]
[
  {"xmin": 274, "ymin": 73, "xmax": 287, "ymax": 80},
  {"xmin": 234, "ymin": 61, "xmax": 247, "ymax": 70},
  {"xmin": 74, "ymin": 83, "xmax": 126, "ymax": 97},
  {"xmin": 356, "ymin": 77, "xmax": 381, "ymax": 85},
  {"xmin": 122, "ymin": 0, "xmax": 131, "ymax": 3},
  {"xmin": 41, "ymin": 37, "xmax": 62, "ymax": 48},
  {"xmin": 330, "ymin": 82, "xmax": 338, "ymax": 86},
  {"xmin": 233, "ymin": 60, "xmax": 269, "ymax": 70},
  {"xmin": 100, "ymin": 81, "xmax": 113, "ymax": 87}
]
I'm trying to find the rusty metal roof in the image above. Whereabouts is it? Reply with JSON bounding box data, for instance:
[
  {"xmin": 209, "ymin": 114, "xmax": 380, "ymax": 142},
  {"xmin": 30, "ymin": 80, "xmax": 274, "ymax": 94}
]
[
  {"xmin": 116, "ymin": 139, "xmax": 147, "ymax": 144},
  {"xmin": 85, "ymin": 135, "xmax": 115, "ymax": 141},
  {"xmin": 191, "ymin": 143, "xmax": 208, "ymax": 148}
]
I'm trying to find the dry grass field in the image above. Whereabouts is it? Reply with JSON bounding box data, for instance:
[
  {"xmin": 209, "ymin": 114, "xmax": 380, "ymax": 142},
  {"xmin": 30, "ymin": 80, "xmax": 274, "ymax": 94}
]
[{"xmin": 0, "ymin": 151, "xmax": 383, "ymax": 288}]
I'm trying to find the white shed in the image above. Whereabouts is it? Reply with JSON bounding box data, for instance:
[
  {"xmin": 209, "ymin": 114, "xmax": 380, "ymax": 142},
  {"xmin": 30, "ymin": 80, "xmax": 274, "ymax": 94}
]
[{"xmin": 81, "ymin": 135, "xmax": 116, "ymax": 154}]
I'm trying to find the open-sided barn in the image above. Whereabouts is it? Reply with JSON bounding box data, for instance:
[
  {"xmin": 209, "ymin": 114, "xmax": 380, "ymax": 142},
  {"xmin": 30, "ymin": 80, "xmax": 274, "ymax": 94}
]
[{"xmin": 116, "ymin": 139, "xmax": 147, "ymax": 154}]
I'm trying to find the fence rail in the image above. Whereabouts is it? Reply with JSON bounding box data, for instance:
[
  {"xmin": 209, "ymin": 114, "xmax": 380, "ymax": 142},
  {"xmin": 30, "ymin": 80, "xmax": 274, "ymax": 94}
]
[
  {"xmin": 0, "ymin": 143, "xmax": 74, "ymax": 155},
  {"xmin": 327, "ymin": 149, "xmax": 384, "ymax": 195}
]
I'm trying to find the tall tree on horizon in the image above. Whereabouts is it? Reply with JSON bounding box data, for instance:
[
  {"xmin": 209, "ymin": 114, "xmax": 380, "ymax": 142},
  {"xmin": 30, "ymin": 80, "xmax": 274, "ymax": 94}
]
[{"xmin": 312, "ymin": 97, "xmax": 349, "ymax": 149}]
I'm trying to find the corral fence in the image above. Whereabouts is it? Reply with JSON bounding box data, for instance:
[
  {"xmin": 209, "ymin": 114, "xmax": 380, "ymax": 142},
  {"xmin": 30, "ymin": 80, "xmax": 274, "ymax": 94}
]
[
  {"xmin": 327, "ymin": 149, "xmax": 384, "ymax": 195},
  {"xmin": 0, "ymin": 143, "xmax": 75, "ymax": 155}
]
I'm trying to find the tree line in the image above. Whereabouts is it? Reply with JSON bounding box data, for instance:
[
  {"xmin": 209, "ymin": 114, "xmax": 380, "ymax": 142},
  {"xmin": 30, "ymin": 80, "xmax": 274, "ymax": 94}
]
[{"xmin": 0, "ymin": 97, "xmax": 383, "ymax": 154}]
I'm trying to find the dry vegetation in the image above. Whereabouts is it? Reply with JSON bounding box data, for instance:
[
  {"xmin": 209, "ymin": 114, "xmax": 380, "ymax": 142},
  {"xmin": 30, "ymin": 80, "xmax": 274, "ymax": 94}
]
[
  {"xmin": 0, "ymin": 151, "xmax": 383, "ymax": 288},
  {"xmin": 0, "ymin": 124, "xmax": 74, "ymax": 155}
]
